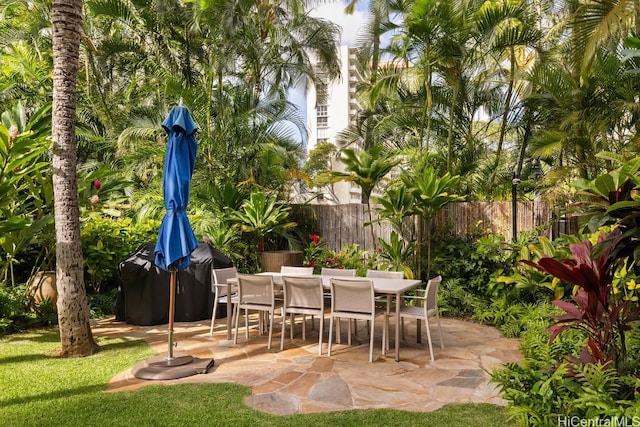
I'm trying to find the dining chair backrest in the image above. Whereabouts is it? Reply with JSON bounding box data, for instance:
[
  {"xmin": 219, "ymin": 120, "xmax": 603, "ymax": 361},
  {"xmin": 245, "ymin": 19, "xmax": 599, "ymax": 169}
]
[
  {"xmin": 282, "ymin": 276, "xmax": 324, "ymax": 310},
  {"xmin": 280, "ymin": 266, "xmax": 314, "ymax": 275},
  {"xmin": 366, "ymin": 269, "xmax": 404, "ymax": 279},
  {"xmin": 237, "ymin": 274, "xmax": 274, "ymax": 306},
  {"xmin": 328, "ymin": 278, "xmax": 377, "ymax": 362},
  {"xmin": 212, "ymin": 267, "xmax": 238, "ymax": 297},
  {"xmin": 424, "ymin": 275, "xmax": 442, "ymax": 313},
  {"xmin": 321, "ymin": 267, "xmax": 356, "ymax": 277},
  {"xmin": 330, "ymin": 278, "xmax": 374, "ymax": 314}
]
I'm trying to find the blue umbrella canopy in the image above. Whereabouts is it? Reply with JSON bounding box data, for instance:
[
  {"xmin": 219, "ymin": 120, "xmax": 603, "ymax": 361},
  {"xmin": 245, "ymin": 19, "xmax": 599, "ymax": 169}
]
[{"xmin": 154, "ymin": 106, "xmax": 199, "ymax": 271}]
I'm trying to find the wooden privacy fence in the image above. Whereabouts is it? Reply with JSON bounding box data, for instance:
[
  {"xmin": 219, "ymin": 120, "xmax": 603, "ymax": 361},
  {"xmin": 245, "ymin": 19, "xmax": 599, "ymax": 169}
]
[{"xmin": 304, "ymin": 202, "xmax": 553, "ymax": 252}]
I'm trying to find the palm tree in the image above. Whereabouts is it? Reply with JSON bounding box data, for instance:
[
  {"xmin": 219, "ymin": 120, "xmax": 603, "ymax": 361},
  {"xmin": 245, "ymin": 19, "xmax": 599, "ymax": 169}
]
[
  {"xmin": 374, "ymin": 0, "xmax": 499, "ymax": 180},
  {"xmin": 401, "ymin": 0, "xmax": 457, "ymax": 151},
  {"xmin": 476, "ymin": 1, "xmax": 541, "ymax": 191},
  {"xmin": 191, "ymin": 86, "xmax": 308, "ymax": 195},
  {"xmin": 329, "ymin": 144, "xmax": 400, "ymax": 250},
  {"xmin": 0, "ymin": 0, "xmax": 54, "ymax": 111},
  {"xmin": 191, "ymin": 0, "xmax": 341, "ymax": 104},
  {"xmin": 373, "ymin": 185, "xmax": 417, "ymax": 256},
  {"xmin": 345, "ymin": 0, "xmax": 396, "ymax": 85},
  {"xmin": 353, "ymin": 0, "xmax": 501, "ymax": 199},
  {"xmin": 401, "ymin": 164, "xmax": 464, "ymax": 280},
  {"xmin": 523, "ymin": 0, "xmax": 640, "ymax": 195},
  {"xmin": 52, "ymin": 0, "xmax": 99, "ymax": 356}
]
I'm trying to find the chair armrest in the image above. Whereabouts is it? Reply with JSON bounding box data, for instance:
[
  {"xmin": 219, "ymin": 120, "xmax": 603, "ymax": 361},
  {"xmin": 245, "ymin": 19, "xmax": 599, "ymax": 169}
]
[
  {"xmin": 400, "ymin": 293, "xmax": 426, "ymax": 301},
  {"xmin": 212, "ymin": 282, "xmax": 238, "ymax": 297},
  {"xmin": 399, "ymin": 293, "xmax": 426, "ymax": 307}
]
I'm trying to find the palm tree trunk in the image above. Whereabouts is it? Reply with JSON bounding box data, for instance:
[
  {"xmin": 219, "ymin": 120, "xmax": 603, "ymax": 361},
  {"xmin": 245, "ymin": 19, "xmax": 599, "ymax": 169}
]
[
  {"xmin": 425, "ymin": 71, "xmax": 433, "ymax": 152},
  {"xmin": 415, "ymin": 217, "xmax": 433, "ymax": 281},
  {"xmin": 445, "ymin": 82, "xmax": 459, "ymax": 174},
  {"xmin": 516, "ymin": 121, "xmax": 531, "ymax": 177},
  {"xmin": 636, "ymin": 0, "xmax": 640, "ymax": 35},
  {"xmin": 52, "ymin": 0, "xmax": 99, "ymax": 357},
  {"xmin": 416, "ymin": 216, "xmax": 424, "ymax": 281},
  {"xmin": 426, "ymin": 219, "xmax": 432, "ymax": 280},
  {"xmin": 489, "ymin": 47, "xmax": 516, "ymax": 191},
  {"xmin": 419, "ymin": 59, "xmax": 433, "ymax": 151},
  {"xmin": 370, "ymin": 0, "xmax": 382, "ymax": 83},
  {"xmin": 366, "ymin": 200, "xmax": 376, "ymax": 252}
]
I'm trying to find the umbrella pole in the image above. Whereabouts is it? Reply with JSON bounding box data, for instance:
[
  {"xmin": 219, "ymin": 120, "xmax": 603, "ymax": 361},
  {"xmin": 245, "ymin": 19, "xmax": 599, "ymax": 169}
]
[
  {"xmin": 148, "ymin": 266, "xmax": 194, "ymax": 368},
  {"xmin": 168, "ymin": 268, "xmax": 176, "ymax": 360}
]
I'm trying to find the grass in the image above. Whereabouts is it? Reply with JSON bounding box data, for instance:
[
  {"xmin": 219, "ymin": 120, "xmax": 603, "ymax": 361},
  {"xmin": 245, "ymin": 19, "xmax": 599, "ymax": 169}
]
[{"xmin": 0, "ymin": 328, "xmax": 512, "ymax": 427}]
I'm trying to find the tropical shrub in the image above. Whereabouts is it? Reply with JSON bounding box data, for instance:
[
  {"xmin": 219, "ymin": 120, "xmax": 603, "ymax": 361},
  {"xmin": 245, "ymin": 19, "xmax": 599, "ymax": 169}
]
[
  {"xmin": 493, "ymin": 235, "xmax": 576, "ymax": 301},
  {"xmin": 473, "ymin": 296, "xmax": 533, "ymax": 338},
  {"xmin": 302, "ymin": 234, "xmax": 368, "ymax": 275},
  {"xmin": 331, "ymin": 243, "xmax": 368, "ymax": 275},
  {"xmin": 432, "ymin": 230, "xmax": 516, "ymax": 296},
  {"xmin": 88, "ymin": 288, "xmax": 120, "ymax": 318},
  {"xmin": 0, "ymin": 108, "xmax": 54, "ymax": 287},
  {"xmin": 522, "ymin": 229, "xmax": 640, "ymax": 370},
  {"xmin": 373, "ymin": 231, "xmax": 415, "ymax": 279},
  {"xmin": 0, "ymin": 284, "xmax": 56, "ymax": 334},
  {"xmin": 303, "ymin": 233, "xmax": 326, "ymax": 273},
  {"xmin": 491, "ymin": 160, "xmax": 640, "ymax": 425},
  {"xmin": 493, "ymin": 360, "xmax": 640, "ymax": 424},
  {"xmin": 429, "ymin": 228, "xmax": 566, "ymax": 338},
  {"xmin": 81, "ymin": 216, "xmax": 160, "ymax": 293},
  {"xmin": 492, "ymin": 230, "xmax": 640, "ymax": 424},
  {"xmin": 308, "ymin": 244, "xmax": 359, "ymax": 274},
  {"xmin": 375, "ymin": 163, "xmax": 464, "ymax": 280},
  {"xmin": 491, "ymin": 302, "xmax": 640, "ymax": 424},
  {"xmin": 226, "ymin": 189, "xmax": 297, "ymax": 253},
  {"xmin": 329, "ymin": 144, "xmax": 401, "ymax": 252},
  {"xmin": 431, "ymin": 230, "xmax": 523, "ymax": 317}
]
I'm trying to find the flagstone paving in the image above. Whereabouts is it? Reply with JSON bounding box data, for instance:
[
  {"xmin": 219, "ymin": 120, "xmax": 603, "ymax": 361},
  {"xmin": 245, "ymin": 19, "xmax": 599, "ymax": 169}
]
[{"xmin": 96, "ymin": 316, "xmax": 521, "ymax": 415}]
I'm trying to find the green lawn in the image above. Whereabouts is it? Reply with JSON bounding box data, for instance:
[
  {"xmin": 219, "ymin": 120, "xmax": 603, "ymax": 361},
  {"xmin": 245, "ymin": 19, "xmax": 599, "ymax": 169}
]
[{"xmin": 0, "ymin": 328, "xmax": 511, "ymax": 427}]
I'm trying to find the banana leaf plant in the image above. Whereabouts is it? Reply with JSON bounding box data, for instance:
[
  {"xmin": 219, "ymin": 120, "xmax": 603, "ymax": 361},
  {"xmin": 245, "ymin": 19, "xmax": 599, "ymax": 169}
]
[
  {"xmin": 522, "ymin": 229, "xmax": 640, "ymax": 370},
  {"xmin": 0, "ymin": 105, "xmax": 54, "ymax": 286}
]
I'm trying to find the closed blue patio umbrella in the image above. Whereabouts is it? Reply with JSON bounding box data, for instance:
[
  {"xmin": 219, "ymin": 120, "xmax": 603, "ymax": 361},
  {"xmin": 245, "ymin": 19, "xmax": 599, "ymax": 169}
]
[{"xmin": 153, "ymin": 105, "xmax": 199, "ymax": 366}]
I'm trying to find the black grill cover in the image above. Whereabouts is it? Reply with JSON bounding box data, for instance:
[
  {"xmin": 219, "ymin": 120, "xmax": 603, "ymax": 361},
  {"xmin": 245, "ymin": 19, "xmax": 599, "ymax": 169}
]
[{"xmin": 118, "ymin": 242, "xmax": 233, "ymax": 325}]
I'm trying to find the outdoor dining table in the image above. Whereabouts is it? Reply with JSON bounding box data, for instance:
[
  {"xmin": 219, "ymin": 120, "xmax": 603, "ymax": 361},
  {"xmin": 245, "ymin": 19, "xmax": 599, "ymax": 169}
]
[{"xmin": 222, "ymin": 273, "xmax": 422, "ymax": 362}]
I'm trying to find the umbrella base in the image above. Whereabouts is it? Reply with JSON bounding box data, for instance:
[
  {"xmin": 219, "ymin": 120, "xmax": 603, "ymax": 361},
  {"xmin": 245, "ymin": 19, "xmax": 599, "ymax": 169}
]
[
  {"xmin": 150, "ymin": 355, "xmax": 194, "ymax": 367},
  {"xmin": 133, "ymin": 355, "xmax": 214, "ymax": 380}
]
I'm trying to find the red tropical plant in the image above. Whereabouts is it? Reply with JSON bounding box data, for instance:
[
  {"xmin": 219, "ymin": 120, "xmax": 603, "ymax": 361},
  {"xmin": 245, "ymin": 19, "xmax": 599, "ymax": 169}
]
[
  {"xmin": 303, "ymin": 234, "xmax": 326, "ymax": 271},
  {"xmin": 522, "ymin": 229, "xmax": 640, "ymax": 368}
]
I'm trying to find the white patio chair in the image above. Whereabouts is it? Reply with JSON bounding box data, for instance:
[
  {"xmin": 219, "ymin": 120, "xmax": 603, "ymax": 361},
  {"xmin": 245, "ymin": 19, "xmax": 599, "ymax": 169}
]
[
  {"xmin": 234, "ymin": 274, "xmax": 283, "ymax": 350},
  {"xmin": 365, "ymin": 269, "xmax": 404, "ymax": 336},
  {"xmin": 279, "ymin": 266, "xmax": 315, "ymax": 327},
  {"xmin": 209, "ymin": 267, "xmax": 238, "ymax": 336},
  {"xmin": 387, "ymin": 276, "xmax": 443, "ymax": 362},
  {"xmin": 328, "ymin": 278, "xmax": 380, "ymax": 362},
  {"xmin": 366, "ymin": 269, "xmax": 404, "ymax": 279},
  {"xmin": 320, "ymin": 267, "xmax": 356, "ymax": 332},
  {"xmin": 280, "ymin": 275, "xmax": 325, "ymax": 354},
  {"xmin": 280, "ymin": 266, "xmax": 314, "ymax": 275},
  {"xmin": 321, "ymin": 267, "xmax": 356, "ymax": 276}
]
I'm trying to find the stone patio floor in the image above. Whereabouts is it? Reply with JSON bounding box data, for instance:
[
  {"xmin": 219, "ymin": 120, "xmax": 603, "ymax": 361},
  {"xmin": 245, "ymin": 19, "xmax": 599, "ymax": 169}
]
[{"xmin": 96, "ymin": 315, "xmax": 522, "ymax": 415}]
